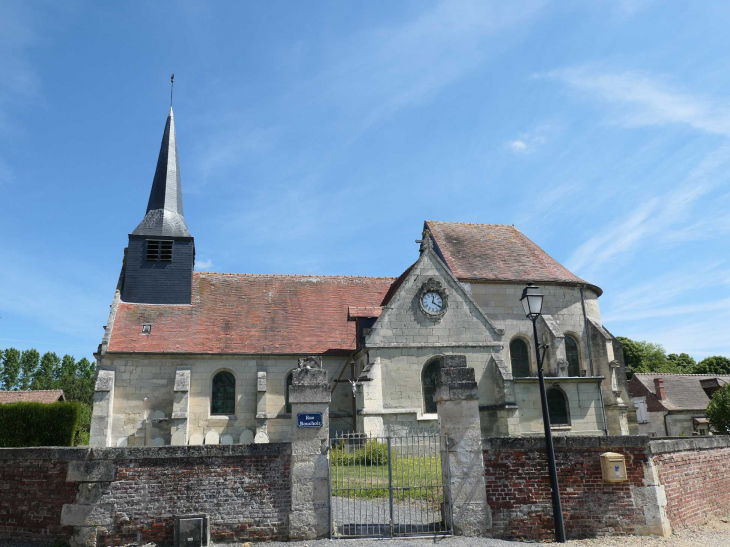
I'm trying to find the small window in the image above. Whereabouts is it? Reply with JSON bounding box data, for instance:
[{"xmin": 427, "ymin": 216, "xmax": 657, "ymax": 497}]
[
  {"xmin": 211, "ymin": 371, "xmax": 235, "ymax": 415},
  {"xmin": 422, "ymin": 359, "xmax": 441, "ymax": 414},
  {"xmin": 146, "ymin": 239, "xmax": 173, "ymax": 261},
  {"xmin": 547, "ymin": 388, "xmax": 569, "ymax": 426},
  {"xmin": 285, "ymin": 372, "xmax": 293, "ymax": 414},
  {"xmin": 510, "ymin": 339, "xmax": 530, "ymax": 378},
  {"xmin": 565, "ymin": 335, "xmax": 580, "ymax": 377}
]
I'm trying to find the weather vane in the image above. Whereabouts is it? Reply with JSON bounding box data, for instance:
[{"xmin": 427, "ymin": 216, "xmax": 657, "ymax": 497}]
[{"xmin": 170, "ymin": 73, "xmax": 175, "ymax": 107}]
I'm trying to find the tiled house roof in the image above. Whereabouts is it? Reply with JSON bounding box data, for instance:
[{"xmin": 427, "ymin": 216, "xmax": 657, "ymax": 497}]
[
  {"xmin": 0, "ymin": 390, "xmax": 65, "ymax": 404},
  {"xmin": 108, "ymin": 272, "xmax": 395, "ymax": 355},
  {"xmin": 425, "ymin": 221, "xmax": 601, "ymax": 295},
  {"xmin": 628, "ymin": 373, "xmax": 730, "ymax": 412}
]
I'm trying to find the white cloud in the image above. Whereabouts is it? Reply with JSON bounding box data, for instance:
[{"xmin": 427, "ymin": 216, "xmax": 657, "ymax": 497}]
[
  {"xmin": 321, "ymin": 0, "xmax": 547, "ymax": 130},
  {"xmin": 195, "ymin": 259, "xmax": 214, "ymax": 271},
  {"xmin": 508, "ymin": 139, "xmax": 528, "ymax": 152},
  {"xmin": 0, "ymin": 1, "xmax": 44, "ymax": 134},
  {"xmin": 543, "ymin": 66, "xmax": 730, "ymax": 135},
  {"xmin": 566, "ymin": 145, "xmax": 730, "ymax": 275}
]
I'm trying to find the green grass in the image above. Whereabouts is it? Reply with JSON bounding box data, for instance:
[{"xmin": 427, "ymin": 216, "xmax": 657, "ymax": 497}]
[{"xmin": 331, "ymin": 450, "xmax": 444, "ymax": 503}]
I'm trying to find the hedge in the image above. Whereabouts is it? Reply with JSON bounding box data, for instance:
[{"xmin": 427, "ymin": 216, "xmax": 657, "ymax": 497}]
[{"xmin": 0, "ymin": 401, "xmax": 81, "ymax": 447}]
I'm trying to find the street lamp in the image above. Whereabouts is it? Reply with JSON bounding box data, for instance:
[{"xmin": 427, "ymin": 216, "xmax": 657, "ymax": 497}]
[{"xmin": 520, "ymin": 283, "xmax": 566, "ymax": 543}]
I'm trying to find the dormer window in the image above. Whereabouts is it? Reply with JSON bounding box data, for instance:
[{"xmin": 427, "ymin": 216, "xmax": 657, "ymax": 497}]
[{"xmin": 146, "ymin": 240, "xmax": 173, "ymax": 261}]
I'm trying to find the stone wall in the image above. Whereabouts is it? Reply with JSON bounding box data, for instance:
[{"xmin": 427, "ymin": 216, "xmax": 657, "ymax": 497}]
[
  {"xmin": 651, "ymin": 438, "xmax": 730, "ymax": 529},
  {"xmin": 0, "ymin": 450, "xmax": 78, "ymax": 543},
  {"xmin": 0, "ymin": 445, "xmax": 291, "ymax": 545},
  {"xmin": 483, "ymin": 437, "xmax": 650, "ymax": 540},
  {"xmin": 482, "ymin": 435, "xmax": 730, "ymax": 541},
  {"xmin": 103, "ymin": 354, "xmax": 353, "ymax": 446}
]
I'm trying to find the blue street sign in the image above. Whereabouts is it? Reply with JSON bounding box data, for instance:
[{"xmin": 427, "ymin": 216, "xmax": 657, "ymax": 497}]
[{"xmin": 297, "ymin": 412, "xmax": 324, "ymax": 428}]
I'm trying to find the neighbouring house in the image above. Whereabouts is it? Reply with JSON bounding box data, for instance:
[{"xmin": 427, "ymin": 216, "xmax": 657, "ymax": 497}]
[
  {"xmin": 89, "ymin": 106, "xmax": 635, "ymax": 448},
  {"xmin": 0, "ymin": 390, "xmax": 66, "ymax": 404},
  {"xmin": 628, "ymin": 373, "xmax": 730, "ymax": 436}
]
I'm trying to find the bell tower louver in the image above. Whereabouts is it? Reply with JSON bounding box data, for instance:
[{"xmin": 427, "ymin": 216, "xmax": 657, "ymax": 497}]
[{"xmin": 121, "ymin": 107, "xmax": 195, "ymax": 304}]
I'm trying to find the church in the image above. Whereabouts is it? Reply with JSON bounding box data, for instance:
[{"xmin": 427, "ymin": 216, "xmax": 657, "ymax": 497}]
[{"xmin": 89, "ymin": 108, "xmax": 634, "ymax": 448}]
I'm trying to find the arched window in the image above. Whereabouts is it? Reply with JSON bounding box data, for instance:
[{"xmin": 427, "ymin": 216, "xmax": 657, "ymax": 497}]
[
  {"xmin": 285, "ymin": 372, "xmax": 293, "ymax": 414},
  {"xmin": 510, "ymin": 338, "xmax": 530, "ymax": 378},
  {"xmin": 547, "ymin": 388, "xmax": 569, "ymax": 426},
  {"xmin": 211, "ymin": 371, "xmax": 235, "ymax": 415},
  {"xmin": 565, "ymin": 335, "xmax": 580, "ymax": 377},
  {"xmin": 422, "ymin": 359, "xmax": 441, "ymax": 414}
]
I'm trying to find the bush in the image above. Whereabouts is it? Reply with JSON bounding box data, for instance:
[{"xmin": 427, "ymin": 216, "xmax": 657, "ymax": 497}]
[
  {"xmin": 356, "ymin": 440, "xmax": 389, "ymax": 466},
  {"xmin": 74, "ymin": 403, "xmax": 92, "ymax": 446},
  {"xmin": 0, "ymin": 402, "xmax": 82, "ymax": 447},
  {"xmin": 707, "ymin": 383, "xmax": 730, "ymax": 435},
  {"xmin": 331, "ymin": 440, "xmax": 390, "ymax": 466}
]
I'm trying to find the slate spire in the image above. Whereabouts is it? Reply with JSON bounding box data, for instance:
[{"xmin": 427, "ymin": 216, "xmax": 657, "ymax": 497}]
[{"xmin": 131, "ymin": 107, "xmax": 191, "ymax": 237}]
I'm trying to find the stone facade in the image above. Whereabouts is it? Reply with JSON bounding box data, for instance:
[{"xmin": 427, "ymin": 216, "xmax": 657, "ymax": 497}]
[
  {"xmin": 99, "ymin": 355, "xmax": 353, "ymax": 447},
  {"xmin": 93, "ymin": 238, "xmax": 631, "ymax": 446}
]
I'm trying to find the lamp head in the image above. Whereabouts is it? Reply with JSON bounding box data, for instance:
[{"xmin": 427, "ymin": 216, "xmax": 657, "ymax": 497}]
[{"xmin": 520, "ymin": 283, "xmax": 544, "ymax": 320}]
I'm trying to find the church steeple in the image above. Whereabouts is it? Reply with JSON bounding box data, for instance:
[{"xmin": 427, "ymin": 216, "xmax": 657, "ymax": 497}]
[
  {"xmin": 131, "ymin": 107, "xmax": 190, "ymax": 237},
  {"xmin": 121, "ymin": 104, "xmax": 195, "ymax": 305}
]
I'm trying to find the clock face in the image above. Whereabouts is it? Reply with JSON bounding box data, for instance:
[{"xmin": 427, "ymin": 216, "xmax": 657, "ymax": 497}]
[{"xmin": 421, "ymin": 291, "xmax": 444, "ymax": 314}]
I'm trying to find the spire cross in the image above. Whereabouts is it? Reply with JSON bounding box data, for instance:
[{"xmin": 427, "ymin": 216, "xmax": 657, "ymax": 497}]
[{"xmin": 170, "ymin": 73, "xmax": 175, "ymax": 108}]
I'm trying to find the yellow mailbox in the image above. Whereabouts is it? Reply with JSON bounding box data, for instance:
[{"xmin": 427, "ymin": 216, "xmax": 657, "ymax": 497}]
[{"xmin": 600, "ymin": 452, "xmax": 627, "ymax": 483}]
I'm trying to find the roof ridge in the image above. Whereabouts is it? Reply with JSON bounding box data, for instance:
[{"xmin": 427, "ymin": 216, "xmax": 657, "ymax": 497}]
[
  {"xmin": 427, "ymin": 220, "xmax": 517, "ymax": 229},
  {"xmin": 194, "ymin": 272, "xmax": 397, "ymax": 280},
  {"xmin": 3, "ymin": 389, "xmax": 64, "ymax": 393}
]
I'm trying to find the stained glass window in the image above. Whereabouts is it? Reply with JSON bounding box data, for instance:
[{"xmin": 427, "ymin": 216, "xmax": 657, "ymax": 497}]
[
  {"xmin": 565, "ymin": 336, "xmax": 580, "ymax": 377},
  {"xmin": 510, "ymin": 339, "xmax": 530, "ymax": 378},
  {"xmin": 547, "ymin": 388, "xmax": 569, "ymax": 426},
  {"xmin": 211, "ymin": 371, "xmax": 235, "ymax": 415}
]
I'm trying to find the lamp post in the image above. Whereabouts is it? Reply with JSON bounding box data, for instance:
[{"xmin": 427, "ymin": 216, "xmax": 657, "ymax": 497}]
[{"xmin": 520, "ymin": 283, "xmax": 566, "ymax": 543}]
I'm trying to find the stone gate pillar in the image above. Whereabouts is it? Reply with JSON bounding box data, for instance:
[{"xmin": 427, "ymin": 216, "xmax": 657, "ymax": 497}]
[
  {"xmin": 89, "ymin": 368, "xmax": 115, "ymax": 448},
  {"xmin": 288, "ymin": 356, "xmax": 331, "ymax": 540},
  {"xmin": 435, "ymin": 355, "xmax": 491, "ymax": 536}
]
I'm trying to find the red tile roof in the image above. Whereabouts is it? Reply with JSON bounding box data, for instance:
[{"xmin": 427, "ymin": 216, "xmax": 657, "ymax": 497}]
[
  {"xmin": 426, "ymin": 221, "xmax": 601, "ymax": 295},
  {"xmin": 108, "ymin": 273, "xmax": 395, "ymax": 355},
  {"xmin": 348, "ymin": 306, "xmax": 383, "ymax": 319},
  {"xmin": 0, "ymin": 390, "xmax": 65, "ymax": 404}
]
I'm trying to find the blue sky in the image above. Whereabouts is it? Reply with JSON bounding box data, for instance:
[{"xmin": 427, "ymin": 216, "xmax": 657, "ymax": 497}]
[{"xmin": 1, "ymin": 1, "xmax": 729, "ymax": 362}]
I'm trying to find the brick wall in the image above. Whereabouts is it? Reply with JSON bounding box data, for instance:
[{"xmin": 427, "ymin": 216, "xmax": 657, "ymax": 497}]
[
  {"xmin": 0, "ymin": 444, "xmax": 291, "ymax": 545},
  {"xmin": 483, "ymin": 437, "xmax": 649, "ymax": 540},
  {"xmin": 651, "ymin": 438, "xmax": 730, "ymax": 529},
  {"xmin": 0, "ymin": 450, "xmax": 79, "ymax": 542}
]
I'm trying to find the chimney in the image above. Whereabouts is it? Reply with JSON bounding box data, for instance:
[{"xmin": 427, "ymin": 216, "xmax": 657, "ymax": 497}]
[{"xmin": 654, "ymin": 378, "xmax": 666, "ymax": 400}]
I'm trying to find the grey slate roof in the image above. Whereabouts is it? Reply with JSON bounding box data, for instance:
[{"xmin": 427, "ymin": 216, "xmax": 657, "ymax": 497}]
[
  {"xmin": 132, "ymin": 107, "xmax": 191, "ymax": 238},
  {"xmin": 631, "ymin": 373, "xmax": 730, "ymax": 411}
]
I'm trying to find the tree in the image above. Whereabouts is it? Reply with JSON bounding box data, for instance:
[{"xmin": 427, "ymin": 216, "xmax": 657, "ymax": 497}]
[
  {"xmin": 19, "ymin": 349, "xmax": 40, "ymax": 390},
  {"xmin": 616, "ymin": 337, "xmax": 671, "ymax": 373},
  {"xmin": 76, "ymin": 357, "xmax": 95, "ymax": 381},
  {"xmin": 58, "ymin": 354, "xmax": 77, "ymax": 380},
  {"xmin": 32, "ymin": 352, "xmax": 60, "ymax": 390},
  {"xmin": 667, "ymin": 353, "xmax": 696, "ymax": 372},
  {"xmin": 706, "ymin": 382, "xmax": 730, "ymax": 434},
  {"xmin": 1, "ymin": 348, "xmax": 21, "ymax": 390},
  {"xmin": 695, "ymin": 356, "xmax": 730, "ymax": 375}
]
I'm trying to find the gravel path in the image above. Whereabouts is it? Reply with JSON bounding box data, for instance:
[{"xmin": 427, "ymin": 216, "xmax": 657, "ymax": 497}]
[
  {"xmin": 266, "ymin": 515, "xmax": 730, "ymax": 547},
  {"xmin": 1, "ymin": 516, "xmax": 728, "ymax": 547},
  {"xmin": 331, "ymin": 496, "xmax": 447, "ymax": 537}
]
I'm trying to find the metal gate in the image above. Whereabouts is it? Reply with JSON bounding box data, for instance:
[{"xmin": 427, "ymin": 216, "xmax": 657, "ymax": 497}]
[{"xmin": 329, "ymin": 431, "xmax": 453, "ymax": 538}]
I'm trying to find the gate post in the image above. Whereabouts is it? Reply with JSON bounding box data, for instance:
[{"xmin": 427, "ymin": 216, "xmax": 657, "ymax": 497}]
[
  {"xmin": 435, "ymin": 355, "xmax": 491, "ymax": 536},
  {"xmin": 288, "ymin": 356, "xmax": 331, "ymax": 540}
]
